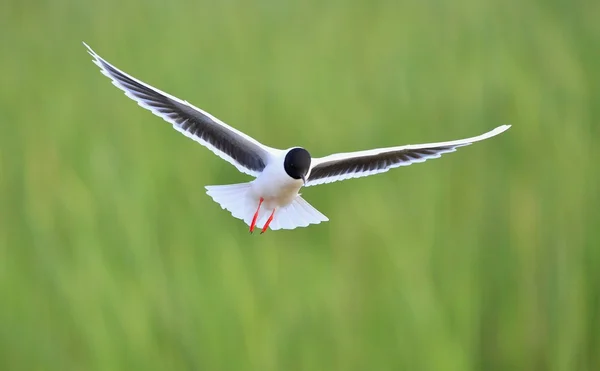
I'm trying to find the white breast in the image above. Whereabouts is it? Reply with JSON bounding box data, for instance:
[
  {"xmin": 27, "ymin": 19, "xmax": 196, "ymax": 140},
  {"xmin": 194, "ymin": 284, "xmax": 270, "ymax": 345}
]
[{"xmin": 250, "ymin": 156, "xmax": 303, "ymax": 210}]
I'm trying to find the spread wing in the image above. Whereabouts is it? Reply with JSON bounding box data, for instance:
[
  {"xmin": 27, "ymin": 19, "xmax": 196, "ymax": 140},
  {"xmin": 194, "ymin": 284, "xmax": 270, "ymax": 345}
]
[
  {"xmin": 84, "ymin": 42, "xmax": 280, "ymax": 177},
  {"xmin": 306, "ymin": 125, "xmax": 510, "ymax": 186}
]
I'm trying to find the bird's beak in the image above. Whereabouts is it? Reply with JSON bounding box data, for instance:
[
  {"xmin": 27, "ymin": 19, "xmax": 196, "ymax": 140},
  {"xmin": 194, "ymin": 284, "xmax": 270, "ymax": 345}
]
[{"xmin": 301, "ymin": 175, "xmax": 306, "ymax": 185}]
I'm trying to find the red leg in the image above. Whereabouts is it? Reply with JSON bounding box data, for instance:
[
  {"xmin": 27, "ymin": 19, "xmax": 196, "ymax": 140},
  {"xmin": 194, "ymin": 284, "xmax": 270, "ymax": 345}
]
[
  {"xmin": 249, "ymin": 197, "xmax": 264, "ymax": 234},
  {"xmin": 260, "ymin": 209, "xmax": 276, "ymax": 234}
]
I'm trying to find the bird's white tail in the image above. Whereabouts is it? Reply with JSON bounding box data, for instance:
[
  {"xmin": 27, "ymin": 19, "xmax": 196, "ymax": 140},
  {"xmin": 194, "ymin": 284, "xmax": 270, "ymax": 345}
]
[{"xmin": 205, "ymin": 183, "xmax": 328, "ymax": 231}]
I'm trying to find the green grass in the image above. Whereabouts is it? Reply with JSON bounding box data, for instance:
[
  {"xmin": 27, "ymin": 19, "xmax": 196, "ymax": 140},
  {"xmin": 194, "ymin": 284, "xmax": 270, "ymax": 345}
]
[{"xmin": 1, "ymin": 0, "xmax": 599, "ymax": 370}]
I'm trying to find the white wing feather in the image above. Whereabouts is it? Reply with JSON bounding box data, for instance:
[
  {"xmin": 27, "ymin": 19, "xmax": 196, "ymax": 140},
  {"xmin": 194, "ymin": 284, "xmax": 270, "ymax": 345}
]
[
  {"xmin": 306, "ymin": 125, "xmax": 510, "ymax": 186},
  {"xmin": 84, "ymin": 42, "xmax": 282, "ymax": 177}
]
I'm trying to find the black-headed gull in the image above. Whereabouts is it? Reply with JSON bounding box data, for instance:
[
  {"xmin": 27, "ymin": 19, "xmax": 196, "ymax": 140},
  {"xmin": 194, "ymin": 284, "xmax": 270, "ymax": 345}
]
[{"xmin": 84, "ymin": 42, "xmax": 510, "ymax": 233}]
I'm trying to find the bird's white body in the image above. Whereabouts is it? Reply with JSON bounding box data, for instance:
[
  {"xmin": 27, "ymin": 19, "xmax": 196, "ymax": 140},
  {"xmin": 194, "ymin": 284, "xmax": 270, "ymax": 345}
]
[
  {"xmin": 206, "ymin": 152, "xmax": 328, "ymax": 231},
  {"xmin": 84, "ymin": 42, "xmax": 511, "ymax": 233},
  {"xmin": 249, "ymin": 152, "xmax": 304, "ymax": 210}
]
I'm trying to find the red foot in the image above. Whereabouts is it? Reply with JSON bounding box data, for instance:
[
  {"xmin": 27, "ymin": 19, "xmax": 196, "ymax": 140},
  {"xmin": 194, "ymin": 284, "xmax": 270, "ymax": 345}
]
[
  {"xmin": 260, "ymin": 209, "xmax": 276, "ymax": 234},
  {"xmin": 249, "ymin": 197, "xmax": 264, "ymax": 234}
]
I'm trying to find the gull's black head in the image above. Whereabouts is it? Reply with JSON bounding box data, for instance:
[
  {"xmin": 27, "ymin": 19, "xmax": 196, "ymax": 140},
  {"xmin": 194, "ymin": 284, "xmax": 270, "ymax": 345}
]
[{"xmin": 284, "ymin": 147, "xmax": 311, "ymax": 183}]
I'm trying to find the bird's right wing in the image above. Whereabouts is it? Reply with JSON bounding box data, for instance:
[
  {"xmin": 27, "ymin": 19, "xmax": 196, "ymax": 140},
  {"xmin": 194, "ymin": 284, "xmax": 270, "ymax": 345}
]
[
  {"xmin": 306, "ymin": 125, "xmax": 510, "ymax": 186},
  {"xmin": 84, "ymin": 42, "xmax": 281, "ymax": 177}
]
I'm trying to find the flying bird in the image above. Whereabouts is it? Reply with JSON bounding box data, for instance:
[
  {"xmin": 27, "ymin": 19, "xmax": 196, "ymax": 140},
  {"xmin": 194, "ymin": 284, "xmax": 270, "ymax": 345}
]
[{"xmin": 84, "ymin": 42, "xmax": 511, "ymax": 233}]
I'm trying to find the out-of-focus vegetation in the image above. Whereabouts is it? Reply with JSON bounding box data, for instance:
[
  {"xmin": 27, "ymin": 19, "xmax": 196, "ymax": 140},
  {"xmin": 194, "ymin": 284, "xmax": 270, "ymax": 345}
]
[{"xmin": 1, "ymin": 0, "xmax": 599, "ymax": 370}]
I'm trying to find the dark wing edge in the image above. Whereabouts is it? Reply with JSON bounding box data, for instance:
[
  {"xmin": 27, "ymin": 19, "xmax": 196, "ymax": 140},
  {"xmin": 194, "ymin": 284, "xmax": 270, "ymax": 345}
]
[
  {"xmin": 83, "ymin": 42, "xmax": 277, "ymax": 177},
  {"xmin": 305, "ymin": 125, "xmax": 511, "ymax": 187}
]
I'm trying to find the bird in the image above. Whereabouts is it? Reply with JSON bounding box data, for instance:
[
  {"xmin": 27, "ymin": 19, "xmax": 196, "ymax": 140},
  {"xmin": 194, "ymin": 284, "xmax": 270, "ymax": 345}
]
[{"xmin": 83, "ymin": 42, "xmax": 511, "ymax": 233}]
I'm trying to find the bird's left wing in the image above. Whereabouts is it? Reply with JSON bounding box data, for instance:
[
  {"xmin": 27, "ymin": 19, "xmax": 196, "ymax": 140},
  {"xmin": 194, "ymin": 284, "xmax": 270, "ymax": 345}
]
[
  {"xmin": 84, "ymin": 42, "xmax": 280, "ymax": 177},
  {"xmin": 305, "ymin": 125, "xmax": 510, "ymax": 186}
]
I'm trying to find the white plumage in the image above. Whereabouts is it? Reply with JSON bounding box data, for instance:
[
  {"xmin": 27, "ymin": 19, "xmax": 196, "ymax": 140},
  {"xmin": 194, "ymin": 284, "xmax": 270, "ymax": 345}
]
[{"xmin": 84, "ymin": 42, "xmax": 511, "ymax": 233}]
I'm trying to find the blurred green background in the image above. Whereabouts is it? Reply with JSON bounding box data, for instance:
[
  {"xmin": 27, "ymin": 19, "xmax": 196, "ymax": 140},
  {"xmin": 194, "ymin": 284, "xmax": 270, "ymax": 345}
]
[{"xmin": 1, "ymin": 0, "xmax": 599, "ymax": 370}]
